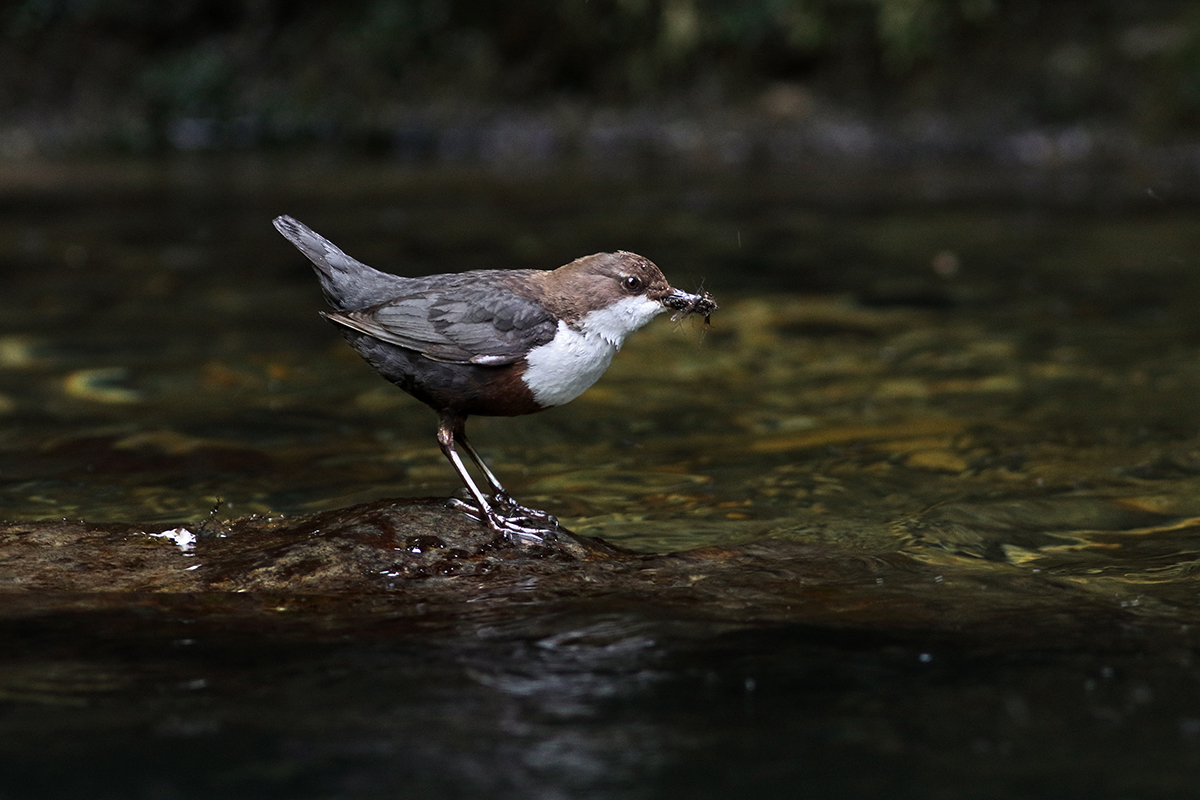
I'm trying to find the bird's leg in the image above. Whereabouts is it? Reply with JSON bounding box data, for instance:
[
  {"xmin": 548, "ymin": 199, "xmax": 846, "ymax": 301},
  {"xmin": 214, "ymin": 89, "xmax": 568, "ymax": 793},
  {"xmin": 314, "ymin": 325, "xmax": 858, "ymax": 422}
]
[
  {"xmin": 437, "ymin": 413, "xmax": 559, "ymax": 542},
  {"xmin": 456, "ymin": 431, "xmax": 560, "ymax": 528},
  {"xmin": 455, "ymin": 431, "xmax": 508, "ymax": 498},
  {"xmin": 436, "ymin": 415, "xmax": 497, "ymax": 522}
]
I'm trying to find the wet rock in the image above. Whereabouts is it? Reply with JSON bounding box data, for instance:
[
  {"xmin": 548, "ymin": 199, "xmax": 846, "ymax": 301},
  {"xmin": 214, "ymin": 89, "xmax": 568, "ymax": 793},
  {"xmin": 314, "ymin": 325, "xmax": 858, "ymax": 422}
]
[
  {"xmin": 0, "ymin": 497, "xmax": 1172, "ymax": 645},
  {"xmin": 0, "ymin": 498, "xmax": 625, "ymax": 595}
]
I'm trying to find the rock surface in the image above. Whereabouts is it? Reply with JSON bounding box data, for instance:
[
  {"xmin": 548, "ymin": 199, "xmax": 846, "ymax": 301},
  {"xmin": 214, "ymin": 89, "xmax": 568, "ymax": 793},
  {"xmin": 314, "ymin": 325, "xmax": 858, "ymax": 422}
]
[
  {"xmin": 0, "ymin": 499, "xmax": 625, "ymax": 594},
  {"xmin": 0, "ymin": 497, "xmax": 1162, "ymax": 644}
]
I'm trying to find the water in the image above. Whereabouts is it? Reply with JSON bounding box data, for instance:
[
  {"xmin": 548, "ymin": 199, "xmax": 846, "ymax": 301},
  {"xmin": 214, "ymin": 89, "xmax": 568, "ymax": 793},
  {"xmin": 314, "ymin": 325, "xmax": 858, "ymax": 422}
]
[{"xmin": 3, "ymin": 156, "xmax": 1200, "ymax": 797}]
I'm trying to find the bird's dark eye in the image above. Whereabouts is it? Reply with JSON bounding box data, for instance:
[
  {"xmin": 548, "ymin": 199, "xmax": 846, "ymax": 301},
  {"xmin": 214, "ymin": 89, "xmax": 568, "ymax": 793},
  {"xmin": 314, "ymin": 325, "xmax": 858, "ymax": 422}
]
[{"xmin": 621, "ymin": 275, "xmax": 644, "ymax": 293}]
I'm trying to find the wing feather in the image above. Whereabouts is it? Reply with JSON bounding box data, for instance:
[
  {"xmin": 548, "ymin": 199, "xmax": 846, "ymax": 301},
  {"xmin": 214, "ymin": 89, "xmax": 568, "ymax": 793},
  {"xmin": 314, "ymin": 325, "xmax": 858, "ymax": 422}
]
[{"xmin": 323, "ymin": 279, "xmax": 556, "ymax": 366}]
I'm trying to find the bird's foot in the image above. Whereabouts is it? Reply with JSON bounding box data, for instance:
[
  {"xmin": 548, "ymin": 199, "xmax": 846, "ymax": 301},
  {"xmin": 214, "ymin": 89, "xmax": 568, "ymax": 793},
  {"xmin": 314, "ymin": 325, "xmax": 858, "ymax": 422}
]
[
  {"xmin": 490, "ymin": 491, "xmax": 562, "ymax": 527},
  {"xmin": 447, "ymin": 492, "xmax": 564, "ymax": 546}
]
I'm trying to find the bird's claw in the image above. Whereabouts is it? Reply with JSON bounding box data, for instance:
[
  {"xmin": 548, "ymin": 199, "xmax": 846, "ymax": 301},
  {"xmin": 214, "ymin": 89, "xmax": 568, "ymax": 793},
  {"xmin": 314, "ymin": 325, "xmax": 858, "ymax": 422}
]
[
  {"xmin": 447, "ymin": 493, "xmax": 564, "ymax": 546},
  {"xmin": 491, "ymin": 491, "xmax": 561, "ymax": 526}
]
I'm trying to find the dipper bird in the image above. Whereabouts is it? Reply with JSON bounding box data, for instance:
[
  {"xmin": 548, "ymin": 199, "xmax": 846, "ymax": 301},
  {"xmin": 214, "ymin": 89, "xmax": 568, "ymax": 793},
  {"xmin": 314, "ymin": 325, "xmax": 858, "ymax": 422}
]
[{"xmin": 273, "ymin": 216, "xmax": 716, "ymax": 542}]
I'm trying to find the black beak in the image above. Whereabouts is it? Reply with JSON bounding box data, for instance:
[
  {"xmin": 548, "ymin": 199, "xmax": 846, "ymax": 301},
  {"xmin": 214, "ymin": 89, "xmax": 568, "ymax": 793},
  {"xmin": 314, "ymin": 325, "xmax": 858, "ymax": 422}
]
[{"xmin": 662, "ymin": 288, "xmax": 718, "ymax": 322}]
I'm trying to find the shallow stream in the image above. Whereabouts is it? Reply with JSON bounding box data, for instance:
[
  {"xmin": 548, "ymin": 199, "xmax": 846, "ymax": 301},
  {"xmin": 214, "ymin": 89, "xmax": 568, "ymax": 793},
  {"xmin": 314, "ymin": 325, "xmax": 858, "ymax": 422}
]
[{"xmin": 3, "ymin": 157, "xmax": 1200, "ymax": 797}]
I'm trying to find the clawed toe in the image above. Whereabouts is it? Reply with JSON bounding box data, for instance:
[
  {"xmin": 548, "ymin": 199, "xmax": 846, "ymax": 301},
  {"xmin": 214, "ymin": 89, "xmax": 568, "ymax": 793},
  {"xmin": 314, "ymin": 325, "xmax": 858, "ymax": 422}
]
[
  {"xmin": 447, "ymin": 493, "xmax": 563, "ymax": 545},
  {"xmin": 490, "ymin": 492, "xmax": 560, "ymax": 526}
]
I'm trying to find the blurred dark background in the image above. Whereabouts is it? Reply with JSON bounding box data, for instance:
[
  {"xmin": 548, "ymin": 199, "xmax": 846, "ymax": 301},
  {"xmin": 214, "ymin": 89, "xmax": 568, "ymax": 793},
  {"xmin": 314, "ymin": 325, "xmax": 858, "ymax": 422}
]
[{"xmin": 4, "ymin": 0, "xmax": 1200, "ymax": 175}]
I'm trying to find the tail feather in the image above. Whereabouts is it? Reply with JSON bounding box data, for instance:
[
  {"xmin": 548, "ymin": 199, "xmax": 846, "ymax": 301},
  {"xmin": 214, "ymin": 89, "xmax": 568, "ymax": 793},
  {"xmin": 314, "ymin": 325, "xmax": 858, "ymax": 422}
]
[{"xmin": 273, "ymin": 216, "xmax": 407, "ymax": 310}]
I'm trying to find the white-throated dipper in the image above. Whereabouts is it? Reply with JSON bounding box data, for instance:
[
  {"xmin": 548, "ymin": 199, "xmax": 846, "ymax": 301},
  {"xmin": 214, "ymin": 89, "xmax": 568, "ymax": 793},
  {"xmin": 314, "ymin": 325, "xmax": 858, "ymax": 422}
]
[{"xmin": 273, "ymin": 215, "xmax": 716, "ymax": 542}]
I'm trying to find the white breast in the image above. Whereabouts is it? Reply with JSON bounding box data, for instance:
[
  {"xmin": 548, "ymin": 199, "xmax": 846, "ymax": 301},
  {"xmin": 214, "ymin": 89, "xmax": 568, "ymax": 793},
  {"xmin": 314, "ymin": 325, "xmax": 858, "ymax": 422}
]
[{"xmin": 522, "ymin": 295, "xmax": 665, "ymax": 407}]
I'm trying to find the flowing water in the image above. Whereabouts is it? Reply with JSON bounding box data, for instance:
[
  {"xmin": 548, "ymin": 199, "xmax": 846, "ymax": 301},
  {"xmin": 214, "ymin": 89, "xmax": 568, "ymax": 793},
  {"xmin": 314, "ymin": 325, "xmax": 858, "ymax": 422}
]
[{"xmin": 3, "ymin": 156, "xmax": 1200, "ymax": 797}]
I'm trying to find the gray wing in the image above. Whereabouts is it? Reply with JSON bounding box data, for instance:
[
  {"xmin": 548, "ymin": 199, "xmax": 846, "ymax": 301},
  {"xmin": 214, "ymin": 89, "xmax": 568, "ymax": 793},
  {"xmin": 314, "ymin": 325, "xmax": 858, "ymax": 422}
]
[{"xmin": 325, "ymin": 278, "xmax": 558, "ymax": 366}]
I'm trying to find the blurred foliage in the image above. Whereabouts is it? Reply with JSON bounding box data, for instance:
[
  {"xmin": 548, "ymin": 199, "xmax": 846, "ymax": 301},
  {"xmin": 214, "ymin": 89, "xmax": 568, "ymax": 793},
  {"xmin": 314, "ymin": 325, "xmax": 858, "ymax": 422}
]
[{"xmin": 3, "ymin": 0, "xmax": 1200, "ymax": 148}]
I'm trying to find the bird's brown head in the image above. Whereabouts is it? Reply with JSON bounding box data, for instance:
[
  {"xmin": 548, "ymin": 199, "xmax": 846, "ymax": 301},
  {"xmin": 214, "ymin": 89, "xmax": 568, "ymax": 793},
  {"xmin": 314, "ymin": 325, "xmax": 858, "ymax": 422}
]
[{"xmin": 535, "ymin": 251, "xmax": 716, "ymax": 326}]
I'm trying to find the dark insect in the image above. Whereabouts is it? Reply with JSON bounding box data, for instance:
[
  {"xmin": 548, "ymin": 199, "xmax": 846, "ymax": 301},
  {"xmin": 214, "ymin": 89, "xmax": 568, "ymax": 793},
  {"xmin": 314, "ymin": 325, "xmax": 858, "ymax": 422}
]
[{"xmin": 664, "ymin": 289, "xmax": 718, "ymax": 324}]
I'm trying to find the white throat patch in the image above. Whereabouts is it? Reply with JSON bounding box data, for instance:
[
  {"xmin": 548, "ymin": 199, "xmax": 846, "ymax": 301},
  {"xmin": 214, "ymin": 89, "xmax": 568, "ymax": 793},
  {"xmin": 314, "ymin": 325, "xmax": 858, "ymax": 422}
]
[{"xmin": 522, "ymin": 295, "xmax": 665, "ymax": 407}]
